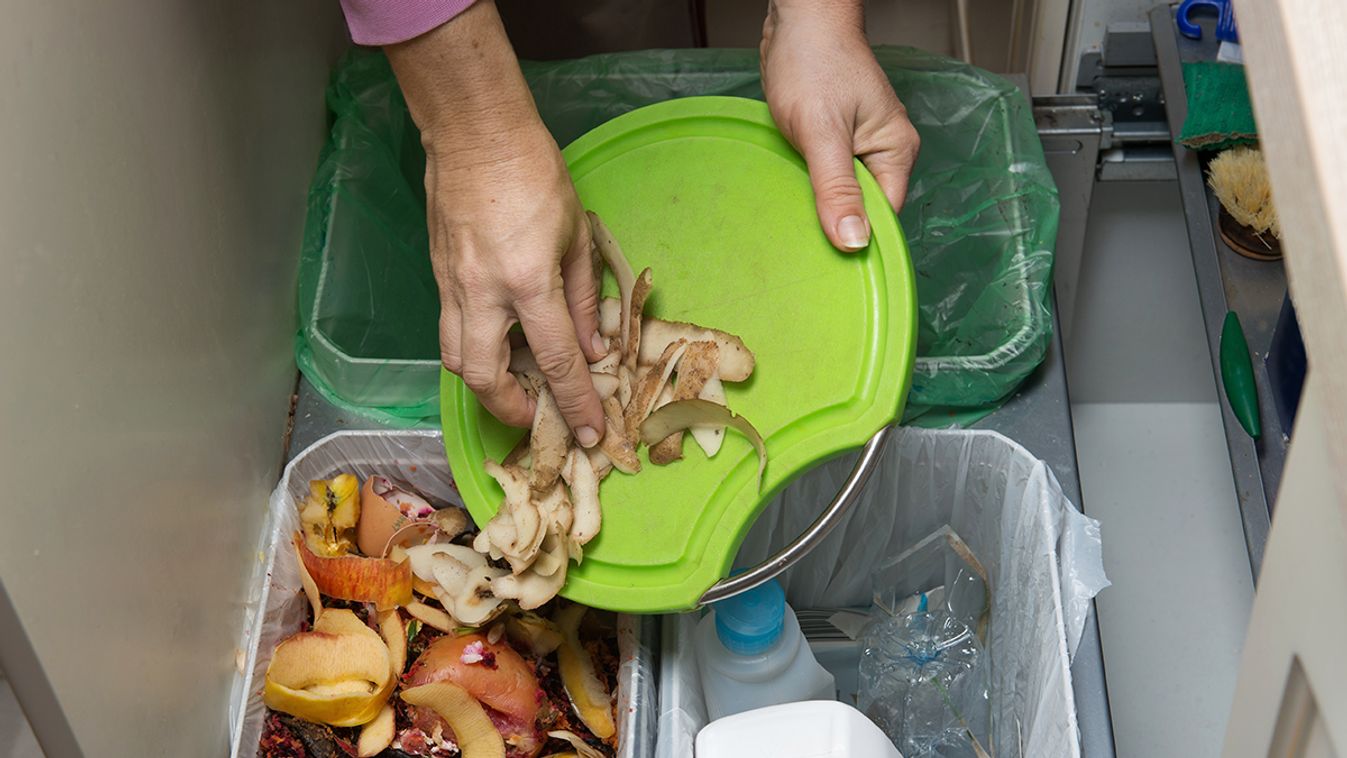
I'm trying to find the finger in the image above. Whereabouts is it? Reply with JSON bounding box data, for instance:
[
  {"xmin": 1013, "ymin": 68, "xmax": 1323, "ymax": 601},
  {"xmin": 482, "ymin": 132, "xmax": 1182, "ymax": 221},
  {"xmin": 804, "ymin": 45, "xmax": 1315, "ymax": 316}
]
[
  {"xmin": 798, "ymin": 124, "xmax": 871, "ymax": 253},
  {"xmin": 515, "ymin": 288, "xmax": 605, "ymax": 448},
  {"xmin": 439, "ymin": 296, "xmax": 463, "ymax": 374},
  {"xmin": 860, "ymin": 121, "xmax": 920, "ymax": 213},
  {"xmin": 459, "ymin": 305, "xmax": 536, "ymax": 428},
  {"xmin": 561, "ymin": 217, "xmax": 605, "ymax": 362}
]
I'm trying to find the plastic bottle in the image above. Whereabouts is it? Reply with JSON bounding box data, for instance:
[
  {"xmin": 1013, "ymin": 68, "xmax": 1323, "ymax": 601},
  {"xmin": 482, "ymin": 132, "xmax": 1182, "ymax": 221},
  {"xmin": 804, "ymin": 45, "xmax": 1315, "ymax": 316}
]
[
  {"xmin": 696, "ymin": 701, "xmax": 903, "ymax": 758},
  {"xmin": 695, "ymin": 578, "xmax": 836, "ymax": 721}
]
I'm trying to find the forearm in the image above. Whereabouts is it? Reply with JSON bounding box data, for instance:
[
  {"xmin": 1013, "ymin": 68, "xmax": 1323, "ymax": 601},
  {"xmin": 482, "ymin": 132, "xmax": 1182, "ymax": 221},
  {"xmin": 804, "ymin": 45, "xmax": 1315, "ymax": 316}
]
[{"xmin": 385, "ymin": 0, "xmax": 542, "ymax": 155}]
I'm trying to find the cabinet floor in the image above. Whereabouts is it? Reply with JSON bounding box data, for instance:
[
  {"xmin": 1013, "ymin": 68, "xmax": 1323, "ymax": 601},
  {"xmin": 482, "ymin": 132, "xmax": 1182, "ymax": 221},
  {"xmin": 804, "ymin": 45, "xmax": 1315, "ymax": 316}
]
[{"xmin": 1067, "ymin": 181, "xmax": 1256, "ymax": 757}]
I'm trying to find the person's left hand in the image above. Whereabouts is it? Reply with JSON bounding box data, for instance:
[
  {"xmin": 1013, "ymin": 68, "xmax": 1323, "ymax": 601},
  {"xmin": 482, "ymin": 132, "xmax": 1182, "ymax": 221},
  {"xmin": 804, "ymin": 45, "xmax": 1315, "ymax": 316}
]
[{"xmin": 760, "ymin": 0, "xmax": 920, "ymax": 252}]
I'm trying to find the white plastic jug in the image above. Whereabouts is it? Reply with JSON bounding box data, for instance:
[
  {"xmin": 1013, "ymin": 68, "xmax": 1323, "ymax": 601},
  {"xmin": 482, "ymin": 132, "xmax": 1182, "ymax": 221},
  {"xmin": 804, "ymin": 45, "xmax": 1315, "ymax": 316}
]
[
  {"xmin": 696, "ymin": 700, "xmax": 904, "ymax": 758},
  {"xmin": 694, "ymin": 578, "xmax": 836, "ymax": 721}
]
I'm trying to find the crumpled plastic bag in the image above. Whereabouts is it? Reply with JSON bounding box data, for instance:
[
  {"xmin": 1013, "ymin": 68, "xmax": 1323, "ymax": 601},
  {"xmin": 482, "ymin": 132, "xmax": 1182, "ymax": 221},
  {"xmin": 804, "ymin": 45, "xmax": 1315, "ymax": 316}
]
[{"xmin": 658, "ymin": 427, "xmax": 1108, "ymax": 758}]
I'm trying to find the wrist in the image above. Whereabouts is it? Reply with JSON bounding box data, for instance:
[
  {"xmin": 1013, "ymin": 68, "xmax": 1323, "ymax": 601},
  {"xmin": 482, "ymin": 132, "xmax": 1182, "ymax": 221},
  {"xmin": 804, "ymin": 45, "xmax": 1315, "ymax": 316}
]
[
  {"xmin": 766, "ymin": 0, "xmax": 864, "ymax": 33},
  {"xmin": 386, "ymin": 0, "xmax": 541, "ymax": 144}
]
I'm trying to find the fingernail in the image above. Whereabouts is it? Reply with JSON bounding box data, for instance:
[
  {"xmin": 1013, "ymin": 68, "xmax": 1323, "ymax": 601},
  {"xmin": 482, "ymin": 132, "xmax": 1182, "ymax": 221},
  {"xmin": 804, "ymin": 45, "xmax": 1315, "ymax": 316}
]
[
  {"xmin": 576, "ymin": 425, "xmax": 600, "ymax": 448},
  {"xmin": 838, "ymin": 215, "xmax": 870, "ymax": 250},
  {"xmin": 590, "ymin": 331, "xmax": 606, "ymax": 355}
]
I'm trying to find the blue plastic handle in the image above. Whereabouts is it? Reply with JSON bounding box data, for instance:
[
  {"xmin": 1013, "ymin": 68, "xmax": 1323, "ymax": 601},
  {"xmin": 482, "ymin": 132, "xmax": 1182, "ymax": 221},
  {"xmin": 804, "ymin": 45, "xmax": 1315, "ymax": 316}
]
[{"xmin": 1177, "ymin": 0, "xmax": 1240, "ymax": 43}]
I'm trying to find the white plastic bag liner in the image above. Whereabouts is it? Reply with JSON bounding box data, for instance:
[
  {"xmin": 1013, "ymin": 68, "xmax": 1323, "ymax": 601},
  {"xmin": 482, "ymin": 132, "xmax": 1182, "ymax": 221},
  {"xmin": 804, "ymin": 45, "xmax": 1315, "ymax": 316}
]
[
  {"xmin": 656, "ymin": 427, "xmax": 1108, "ymax": 758},
  {"xmin": 228, "ymin": 431, "xmax": 655, "ymax": 758}
]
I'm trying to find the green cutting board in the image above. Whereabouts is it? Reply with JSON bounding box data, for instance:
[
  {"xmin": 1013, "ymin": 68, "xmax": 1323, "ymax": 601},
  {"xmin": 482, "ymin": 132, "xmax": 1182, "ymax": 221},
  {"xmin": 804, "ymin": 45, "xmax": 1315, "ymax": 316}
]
[{"xmin": 442, "ymin": 96, "xmax": 915, "ymax": 612}]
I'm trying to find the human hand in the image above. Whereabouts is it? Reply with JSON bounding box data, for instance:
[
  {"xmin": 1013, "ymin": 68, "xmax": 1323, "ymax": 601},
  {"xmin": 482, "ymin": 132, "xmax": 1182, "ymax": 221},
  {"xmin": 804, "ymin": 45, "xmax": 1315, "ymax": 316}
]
[
  {"xmin": 387, "ymin": 1, "xmax": 605, "ymax": 445},
  {"xmin": 760, "ymin": 0, "xmax": 920, "ymax": 251}
]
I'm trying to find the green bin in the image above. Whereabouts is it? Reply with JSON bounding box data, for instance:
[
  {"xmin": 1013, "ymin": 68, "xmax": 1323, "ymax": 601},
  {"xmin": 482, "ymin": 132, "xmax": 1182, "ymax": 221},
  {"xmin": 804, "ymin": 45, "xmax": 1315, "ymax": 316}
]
[{"xmin": 295, "ymin": 47, "xmax": 1058, "ymax": 425}]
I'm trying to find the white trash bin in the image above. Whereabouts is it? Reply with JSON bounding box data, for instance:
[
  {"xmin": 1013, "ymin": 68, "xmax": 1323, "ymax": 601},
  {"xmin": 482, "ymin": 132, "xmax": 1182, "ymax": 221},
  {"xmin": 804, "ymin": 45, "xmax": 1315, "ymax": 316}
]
[{"xmin": 659, "ymin": 427, "xmax": 1109, "ymax": 758}]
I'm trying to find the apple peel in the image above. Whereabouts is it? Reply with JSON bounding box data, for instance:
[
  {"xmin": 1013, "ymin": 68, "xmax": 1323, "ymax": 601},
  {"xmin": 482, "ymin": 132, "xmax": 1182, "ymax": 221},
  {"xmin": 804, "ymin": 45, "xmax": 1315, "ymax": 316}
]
[
  {"xmin": 357, "ymin": 704, "xmax": 396, "ymax": 757},
  {"xmin": 294, "ymin": 535, "xmax": 413, "ymax": 611},
  {"xmin": 401, "ymin": 682, "xmax": 506, "ymax": 758},
  {"xmin": 378, "ymin": 610, "xmax": 406, "ymax": 677},
  {"xmin": 554, "ymin": 604, "xmax": 616, "ymax": 740},
  {"xmin": 263, "ymin": 609, "xmax": 395, "ymax": 727},
  {"xmin": 292, "ymin": 538, "xmax": 324, "ymax": 623},
  {"xmin": 405, "ymin": 600, "xmax": 456, "ymax": 633}
]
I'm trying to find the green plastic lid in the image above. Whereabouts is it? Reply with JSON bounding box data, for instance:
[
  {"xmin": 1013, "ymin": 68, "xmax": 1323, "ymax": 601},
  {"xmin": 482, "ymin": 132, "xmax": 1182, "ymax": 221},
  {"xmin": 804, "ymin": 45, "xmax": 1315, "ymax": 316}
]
[{"xmin": 441, "ymin": 96, "xmax": 916, "ymax": 613}]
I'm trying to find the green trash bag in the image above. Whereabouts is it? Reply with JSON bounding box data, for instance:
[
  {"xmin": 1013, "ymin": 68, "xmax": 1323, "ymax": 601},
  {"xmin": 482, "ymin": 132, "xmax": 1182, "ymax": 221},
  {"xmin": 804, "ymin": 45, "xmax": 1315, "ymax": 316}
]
[{"xmin": 296, "ymin": 47, "xmax": 1058, "ymax": 426}]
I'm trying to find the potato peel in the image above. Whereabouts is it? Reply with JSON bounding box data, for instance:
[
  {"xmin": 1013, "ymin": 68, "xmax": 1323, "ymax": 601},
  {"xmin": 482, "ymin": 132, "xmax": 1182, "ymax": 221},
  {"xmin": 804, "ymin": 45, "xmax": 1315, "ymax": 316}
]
[
  {"xmin": 472, "ymin": 212, "xmax": 762, "ymax": 610},
  {"xmin": 691, "ymin": 373, "xmax": 728, "ymax": 456},
  {"xmin": 649, "ymin": 340, "xmax": 719, "ymax": 465},
  {"xmin": 599, "ymin": 298, "xmax": 755, "ymax": 382},
  {"xmin": 523, "ymin": 372, "xmax": 570, "ymax": 493},
  {"xmin": 597, "ymin": 396, "xmax": 640, "ymax": 474},
  {"xmin": 589, "ymin": 350, "xmax": 621, "ymax": 375},
  {"xmin": 640, "ymin": 399, "xmax": 766, "ymax": 491},
  {"xmin": 623, "ymin": 339, "xmax": 688, "ymax": 443},
  {"xmin": 562, "ymin": 448, "xmax": 601, "ymax": 546},
  {"xmin": 590, "ymin": 372, "xmax": 620, "ymax": 400},
  {"xmin": 588, "ymin": 211, "xmax": 636, "ymax": 357},
  {"xmin": 626, "ymin": 267, "xmax": 653, "ymax": 371}
]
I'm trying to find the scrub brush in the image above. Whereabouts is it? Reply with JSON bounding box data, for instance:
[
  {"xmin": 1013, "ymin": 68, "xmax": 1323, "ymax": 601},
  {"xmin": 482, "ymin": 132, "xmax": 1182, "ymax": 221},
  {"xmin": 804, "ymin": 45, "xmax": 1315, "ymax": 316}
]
[{"xmin": 1208, "ymin": 146, "xmax": 1282, "ymax": 261}]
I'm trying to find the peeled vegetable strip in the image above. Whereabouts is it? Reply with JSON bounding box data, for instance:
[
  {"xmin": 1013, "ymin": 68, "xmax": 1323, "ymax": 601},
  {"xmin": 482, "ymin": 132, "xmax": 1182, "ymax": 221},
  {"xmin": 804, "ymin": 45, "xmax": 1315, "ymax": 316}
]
[
  {"xmin": 548, "ymin": 731, "xmax": 606, "ymax": 758},
  {"xmin": 649, "ymin": 340, "xmax": 719, "ymax": 465},
  {"xmin": 588, "ymin": 211, "xmax": 636, "ymax": 356},
  {"xmin": 626, "ymin": 267, "xmax": 653, "ymax": 371},
  {"xmin": 523, "ymin": 371, "xmax": 570, "ymax": 493},
  {"xmin": 554, "ymin": 604, "xmax": 616, "ymax": 740},
  {"xmin": 562, "ymin": 448, "xmax": 601, "ymax": 546},
  {"xmin": 292, "ymin": 539, "xmax": 323, "ymax": 623},
  {"xmin": 597, "ymin": 396, "xmax": 640, "ymax": 474},
  {"xmin": 401, "ymin": 682, "xmax": 506, "ymax": 758},
  {"xmin": 598, "ymin": 298, "xmax": 755, "ymax": 382},
  {"xmin": 640, "ymin": 399, "xmax": 766, "ymax": 491},
  {"xmin": 623, "ymin": 340, "xmax": 688, "ymax": 442},
  {"xmin": 691, "ymin": 373, "xmax": 727, "ymax": 456}
]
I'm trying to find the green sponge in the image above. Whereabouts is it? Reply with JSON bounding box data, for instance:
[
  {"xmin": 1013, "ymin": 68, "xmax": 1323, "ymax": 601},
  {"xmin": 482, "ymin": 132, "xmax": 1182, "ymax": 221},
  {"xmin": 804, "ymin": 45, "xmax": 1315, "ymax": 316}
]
[{"xmin": 1178, "ymin": 62, "xmax": 1258, "ymax": 151}]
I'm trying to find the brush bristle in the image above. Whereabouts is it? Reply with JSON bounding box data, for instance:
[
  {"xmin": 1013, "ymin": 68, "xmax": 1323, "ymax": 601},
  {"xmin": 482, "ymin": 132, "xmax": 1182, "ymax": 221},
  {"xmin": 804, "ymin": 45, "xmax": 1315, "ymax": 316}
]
[{"xmin": 1208, "ymin": 146, "xmax": 1280, "ymax": 239}]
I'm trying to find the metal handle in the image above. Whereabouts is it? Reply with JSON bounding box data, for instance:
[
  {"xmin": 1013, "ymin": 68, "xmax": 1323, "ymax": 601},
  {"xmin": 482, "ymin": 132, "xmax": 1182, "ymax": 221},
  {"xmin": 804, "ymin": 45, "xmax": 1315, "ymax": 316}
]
[{"xmin": 697, "ymin": 424, "xmax": 895, "ymax": 607}]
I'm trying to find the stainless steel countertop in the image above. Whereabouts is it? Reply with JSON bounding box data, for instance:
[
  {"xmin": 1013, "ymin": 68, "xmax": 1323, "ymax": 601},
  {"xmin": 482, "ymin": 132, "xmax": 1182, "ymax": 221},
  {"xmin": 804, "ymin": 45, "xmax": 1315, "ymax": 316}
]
[{"xmin": 1150, "ymin": 4, "xmax": 1284, "ymax": 579}]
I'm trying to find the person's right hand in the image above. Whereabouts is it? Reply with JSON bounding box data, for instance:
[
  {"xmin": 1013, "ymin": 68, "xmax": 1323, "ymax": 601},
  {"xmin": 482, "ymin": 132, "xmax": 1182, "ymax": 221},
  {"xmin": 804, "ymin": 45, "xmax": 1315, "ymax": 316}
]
[{"xmin": 387, "ymin": 0, "xmax": 606, "ymax": 446}]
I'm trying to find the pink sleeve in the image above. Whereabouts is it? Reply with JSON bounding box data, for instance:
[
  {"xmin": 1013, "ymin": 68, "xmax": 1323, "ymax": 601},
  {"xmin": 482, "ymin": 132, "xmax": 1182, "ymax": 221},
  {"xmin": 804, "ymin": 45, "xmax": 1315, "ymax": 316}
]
[{"xmin": 339, "ymin": 0, "xmax": 478, "ymax": 46}]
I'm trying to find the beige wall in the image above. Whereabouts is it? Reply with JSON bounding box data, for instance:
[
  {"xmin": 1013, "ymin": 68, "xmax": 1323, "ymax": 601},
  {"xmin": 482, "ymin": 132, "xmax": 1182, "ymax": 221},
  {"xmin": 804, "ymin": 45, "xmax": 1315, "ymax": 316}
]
[{"xmin": 0, "ymin": 2, "xmax": 344, "ymax": 754}]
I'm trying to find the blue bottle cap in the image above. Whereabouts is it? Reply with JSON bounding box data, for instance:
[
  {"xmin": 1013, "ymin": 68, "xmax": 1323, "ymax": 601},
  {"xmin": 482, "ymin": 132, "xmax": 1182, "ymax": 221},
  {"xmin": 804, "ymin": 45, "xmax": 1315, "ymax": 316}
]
[{"xmin": 712, "ymin": 578, "xmax": 786, "ymax": 655}]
